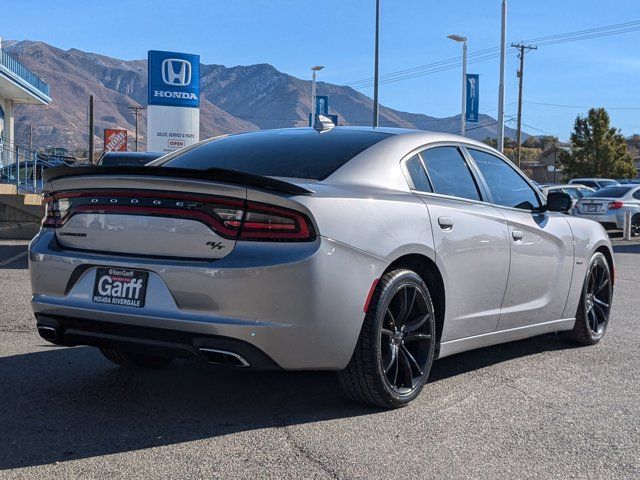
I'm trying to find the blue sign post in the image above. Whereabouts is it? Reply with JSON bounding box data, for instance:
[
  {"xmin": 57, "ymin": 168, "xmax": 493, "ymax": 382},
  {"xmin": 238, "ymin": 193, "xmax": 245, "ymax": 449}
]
[
  {"xmin": 465, "ymin": 74, "xmax": 479, "ymax": 123},
  {"xmin": 148, "ymin": 50, "xmax": 200, "ymax": 108},
  {"xmin": 308, "ymin": 95, "xmax": 338, "ymax": 126}
]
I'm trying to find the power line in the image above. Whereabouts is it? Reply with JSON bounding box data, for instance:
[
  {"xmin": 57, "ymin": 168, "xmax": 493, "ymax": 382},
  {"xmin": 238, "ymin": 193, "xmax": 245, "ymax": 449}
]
[
  {"xmin": 344, "ymin": 20, "xmax": 640, "ymax": 89},
  {"xmin": 525, "ymin": 100, "xmax": 640, "ymax": 110}
]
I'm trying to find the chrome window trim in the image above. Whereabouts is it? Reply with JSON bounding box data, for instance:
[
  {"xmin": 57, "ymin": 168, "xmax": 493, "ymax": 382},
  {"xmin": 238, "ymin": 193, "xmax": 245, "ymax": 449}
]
[{"xmin": 461, "ymin": 144, "xmax": 544, "ymax": 212}]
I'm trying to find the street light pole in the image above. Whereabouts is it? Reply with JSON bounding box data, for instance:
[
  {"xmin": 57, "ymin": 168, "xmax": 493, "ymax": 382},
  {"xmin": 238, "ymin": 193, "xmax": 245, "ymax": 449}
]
[
  {"xmin": 497, "ymin": 0, "xmax": 507, "ymax": 153},
  {"xmin": 310, "ymin": 65, "xmax": 324, "ymax": 126},
  {"xmin": 447, "ymin": 34, "xmax": 468, "ymax": 136},
  {"xmin": 373, "ymin": 0, "xmax": 380, "ymax": 128}
]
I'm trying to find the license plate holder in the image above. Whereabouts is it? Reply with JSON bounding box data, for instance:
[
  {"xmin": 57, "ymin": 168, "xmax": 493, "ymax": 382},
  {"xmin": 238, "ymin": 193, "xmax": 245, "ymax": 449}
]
[{"xmin": 93, "ymin": 268, "xmax": 148, "ymax": 308}]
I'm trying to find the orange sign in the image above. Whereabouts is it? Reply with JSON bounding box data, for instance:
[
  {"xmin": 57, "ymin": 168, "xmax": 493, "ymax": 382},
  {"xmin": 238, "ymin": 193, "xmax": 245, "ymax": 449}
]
[{"xmin": 104, "ymin": 129, "xmax": 128, "ymax": 152}]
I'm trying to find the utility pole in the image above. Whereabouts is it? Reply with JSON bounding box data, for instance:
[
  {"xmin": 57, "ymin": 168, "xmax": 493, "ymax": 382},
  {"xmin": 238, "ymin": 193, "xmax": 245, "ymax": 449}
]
[
  {"xmin": 497, "ymin": 0, "xmax": 507, "ymax": 153},
  {"xmin": 128, "ymin": 105, "xmax": 146, "ymax": 152},
  {"xmin": 372, "ymin": 0, "xmax": 380, "ymax": 127},
  {"xmin": 88, "ymin": 95, "xmax": 94, "ymax": 163},
  {"xmin": 511, "ymin": 43, "xmax": 537, "ymax": 168}
]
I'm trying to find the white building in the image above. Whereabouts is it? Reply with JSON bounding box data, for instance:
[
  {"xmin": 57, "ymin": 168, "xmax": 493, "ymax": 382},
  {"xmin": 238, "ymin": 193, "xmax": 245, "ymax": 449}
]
[{"xmin": 0, "ymin": 37, "xmax": 51, "ymax": 165}]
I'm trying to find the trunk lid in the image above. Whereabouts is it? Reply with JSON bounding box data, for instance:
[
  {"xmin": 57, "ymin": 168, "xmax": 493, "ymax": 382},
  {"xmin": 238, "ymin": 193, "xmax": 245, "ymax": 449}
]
[{"xmin": 43, "ymin": 166, "xmax": 313, "ymax": 260}]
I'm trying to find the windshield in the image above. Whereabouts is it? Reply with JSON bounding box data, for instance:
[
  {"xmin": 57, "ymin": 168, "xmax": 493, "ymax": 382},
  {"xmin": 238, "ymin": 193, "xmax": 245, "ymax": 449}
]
[
  {"xmin": 587, "ymin": 186, "xmax": 631, "ymax": 198},
  {"xmin": 156, "ymin": 129, "xmax": 392, "ymax": 180},
  {"xmin": 599, "ymin": 180, "xmax": 619, "ymax": 187}
]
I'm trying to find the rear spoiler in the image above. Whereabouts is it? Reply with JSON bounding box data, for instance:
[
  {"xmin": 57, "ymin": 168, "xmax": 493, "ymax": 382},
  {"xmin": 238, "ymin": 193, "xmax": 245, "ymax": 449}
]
[{"xmin": 42, "ymin": 165, "xmax": 313, "ymax": 195}]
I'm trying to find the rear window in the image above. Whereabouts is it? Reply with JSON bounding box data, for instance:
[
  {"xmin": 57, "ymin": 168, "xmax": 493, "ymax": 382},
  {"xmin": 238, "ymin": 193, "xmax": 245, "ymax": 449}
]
[
  {"xmin": 587, "ymin": 187, "xmax": 631, "ymax": 198},
  {"xmin": 157, "ymin": 129, "xmax": 392, "ymax": 180},
  {"xmin": 598, "ymin": 180, "xmax": 619, "ymax": 188}
]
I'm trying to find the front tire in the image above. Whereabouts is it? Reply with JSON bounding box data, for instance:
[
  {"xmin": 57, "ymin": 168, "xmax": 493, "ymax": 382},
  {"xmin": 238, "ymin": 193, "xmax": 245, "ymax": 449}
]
[
  {"xmin": 100, "ymin": 347, "xmax": 174, "ymax": 368},
  {"xmin": 338, "ymin": 269, "xmax": 436, "ymax": 408},
  {"xmin": 560, "ymin": 252, "xmax": 612, "ymax": 345}
]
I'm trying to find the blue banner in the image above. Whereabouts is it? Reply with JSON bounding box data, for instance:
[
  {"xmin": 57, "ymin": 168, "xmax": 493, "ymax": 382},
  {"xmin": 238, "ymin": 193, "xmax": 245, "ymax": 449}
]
[
  {"xmin": 465, "ymin": 74, "xmax": 479, "ymax": 123},
  {"xmin": 316, "ymin": 95, "xmax": 329, "ymax": 116},
  {"xmin": 148, "ymin": 50, "xmax": 200, "ymax": 108}
]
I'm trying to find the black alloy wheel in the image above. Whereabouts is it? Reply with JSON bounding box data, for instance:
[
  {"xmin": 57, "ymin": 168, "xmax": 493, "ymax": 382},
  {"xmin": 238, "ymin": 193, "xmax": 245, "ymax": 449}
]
[
  {"xmin": 560, "ymin": 252, "xmax": 612, "ymax": 345},
  {"xmin": 338, "ymin": 269, "xmax": 436, "ymax": 408}
]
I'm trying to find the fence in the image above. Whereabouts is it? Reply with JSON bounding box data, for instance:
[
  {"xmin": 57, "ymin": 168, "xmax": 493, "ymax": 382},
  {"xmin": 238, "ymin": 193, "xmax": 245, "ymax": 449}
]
[{"xmin": 0, "ymin": 137, "xmax": 50, "ymax": 193}]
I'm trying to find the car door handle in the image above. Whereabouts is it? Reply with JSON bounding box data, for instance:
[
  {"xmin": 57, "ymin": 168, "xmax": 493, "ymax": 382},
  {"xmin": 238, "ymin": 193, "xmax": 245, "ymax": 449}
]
[
  {"xmin": 438, "ymin": 216, "xmax": 454, "ymax": 230},
  {"xmin": 512, "ymin": 230, "xmax": 524, "ymax": 241}
]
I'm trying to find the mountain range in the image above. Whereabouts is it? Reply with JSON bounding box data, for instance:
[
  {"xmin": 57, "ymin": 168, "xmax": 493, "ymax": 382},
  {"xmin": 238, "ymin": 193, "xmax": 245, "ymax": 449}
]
[{"xmin": 4, "ymin": 40, "xmax": 523, "ymax": 153}]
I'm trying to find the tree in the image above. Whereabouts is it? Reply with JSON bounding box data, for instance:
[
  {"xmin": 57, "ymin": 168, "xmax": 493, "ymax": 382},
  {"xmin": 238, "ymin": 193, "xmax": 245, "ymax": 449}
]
[
  {"xmin": 561, "ymin": 108, "xmax": 636, "ymax": 179},
  {"xmin": 523, "ymin": 135, "xmax": 559, "ymax": 151}
]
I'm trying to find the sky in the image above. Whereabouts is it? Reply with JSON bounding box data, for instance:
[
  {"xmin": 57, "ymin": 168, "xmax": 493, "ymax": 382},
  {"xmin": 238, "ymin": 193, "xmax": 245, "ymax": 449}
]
[{"xmin": 2, "ymin": 0, "xmax": 639, "ymax": 141}]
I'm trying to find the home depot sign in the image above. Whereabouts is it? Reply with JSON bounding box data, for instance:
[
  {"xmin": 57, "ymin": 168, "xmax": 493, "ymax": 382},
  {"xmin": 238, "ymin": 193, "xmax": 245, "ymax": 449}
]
[{"xmin": 104, "ymin": 129, "xmax": 128, "ymax": 152}]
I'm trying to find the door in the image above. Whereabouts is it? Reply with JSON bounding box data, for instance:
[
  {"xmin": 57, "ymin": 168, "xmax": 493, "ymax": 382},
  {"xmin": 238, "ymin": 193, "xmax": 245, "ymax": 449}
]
[
  {"xmin": 465, "ymin": 147, "xmax": 574, "ymax": 330},
  {"xmin": 404, "ymin": 147, "xmax": 511, "ymax": 341}
]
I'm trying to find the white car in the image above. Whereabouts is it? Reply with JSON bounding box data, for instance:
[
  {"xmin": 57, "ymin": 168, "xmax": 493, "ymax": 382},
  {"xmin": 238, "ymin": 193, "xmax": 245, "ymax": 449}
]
[
  {"xmin": 574, "ymin": 185, "xmax": 640, "ymax": 234},
  {"xmin": 568, "ymin": 178, "xmax": 620, "ymax": 190},
  {"xmin": 540, "ymin": 184, "xmax": 595, "ymax": 211}
]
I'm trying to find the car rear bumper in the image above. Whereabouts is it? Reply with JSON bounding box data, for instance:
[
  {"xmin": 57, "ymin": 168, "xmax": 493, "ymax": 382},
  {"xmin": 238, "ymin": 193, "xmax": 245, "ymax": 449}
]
[
  {"xmin": 573, "ymin": 210, "xmax": 618, "ymax": 227},
  {"xmin": 29, "ymin": 229, "xmax": 388, "ymax": 370}
]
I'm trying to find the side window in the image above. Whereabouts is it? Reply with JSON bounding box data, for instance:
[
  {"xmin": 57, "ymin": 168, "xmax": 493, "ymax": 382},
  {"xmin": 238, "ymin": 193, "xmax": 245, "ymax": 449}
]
[
  {"xmin": 419, "ymin": 147, "xmax": 481, "ymax": 201},
  {"xmin": 561, "ymin": 188, "xmax": 580, "ymax": 200},
  {"xmin": 404, "ymin": 155, "xmax": 432, "ymax": 192},
  {"xmin": 633, "ymin": 189, "xmax": 640, "ymax": 200},
  {"xmin": 467, "ymin": 148, "xmax": 541, "ymax": 210},
  {"xmin": 581, "ymin": 181, "xmax": 597, "ymax": 189}
]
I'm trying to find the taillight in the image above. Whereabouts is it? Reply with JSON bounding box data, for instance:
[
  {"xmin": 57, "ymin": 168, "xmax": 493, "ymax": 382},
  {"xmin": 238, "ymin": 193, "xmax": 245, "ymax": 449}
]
[
  {"xmin": 608, "ymin": 201, "xmax": 624, "ymax": 210},
  {"xmin": 42, "ymin": 191, "xmax": 315, "ymax": 242},
  {"xmin": 42, "ymin": 194, "xmax": 71, "ymax": 227},
  {"xmin": 237, "ymin": 202, "xmax": 315, "ymax": 241}
]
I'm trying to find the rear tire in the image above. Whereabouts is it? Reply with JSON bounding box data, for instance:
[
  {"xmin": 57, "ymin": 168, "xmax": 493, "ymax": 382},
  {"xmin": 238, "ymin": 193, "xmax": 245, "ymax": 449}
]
[
  {"xmin": 560, "ymin": 252, "xmax": 612, "ymax": 345},
  {"xmin": 100, "ymin": 347, "xmax": 174, "ymax": 368},
  {"xmin": 631, "ymin": 213, "xmax": 640, "ymax": 237},
  {"xmin": 338, "ymin": 269, "xmax": 436, "ymax": 409}
]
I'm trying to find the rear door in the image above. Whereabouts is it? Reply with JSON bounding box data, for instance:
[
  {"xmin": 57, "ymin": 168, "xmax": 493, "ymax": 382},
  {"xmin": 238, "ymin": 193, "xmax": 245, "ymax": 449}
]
[
  {"xmin": 464, "ymin": 147, "xmax": 573, "ymax": 329},
  {"xmin": 405, "ymin": 146, "xmax": 511, "ymax": 341}
]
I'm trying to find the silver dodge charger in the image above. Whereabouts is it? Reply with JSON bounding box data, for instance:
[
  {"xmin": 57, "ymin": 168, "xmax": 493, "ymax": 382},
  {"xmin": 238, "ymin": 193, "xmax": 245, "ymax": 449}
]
[{"xmin": 29, "ymin": 127, "xmax": 614, "ymax": 408}]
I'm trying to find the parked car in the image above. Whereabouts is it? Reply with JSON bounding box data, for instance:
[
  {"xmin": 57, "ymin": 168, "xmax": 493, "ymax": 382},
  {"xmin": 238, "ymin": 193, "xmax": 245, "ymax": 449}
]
[
  {"xmin": 568, "ymin": 178, "xmax": 620, "ymax": 189},
  {"xmin": 574, "ymin": 185, "xmax": 640, "ymax": 234},
  {"xmin": 30, "ymin": 127, "xmax": 614, "ymax": 408},
  {"xmin": 617, "ymin": 178, "xmax": 640, "ymax": 185},
  {"xmin": 97, "ymin": 151, "xmax": 163, "ymax": 167},
  {"xmin": 539, "ymin": 184, "xmax": 595, "ymax": 211}
]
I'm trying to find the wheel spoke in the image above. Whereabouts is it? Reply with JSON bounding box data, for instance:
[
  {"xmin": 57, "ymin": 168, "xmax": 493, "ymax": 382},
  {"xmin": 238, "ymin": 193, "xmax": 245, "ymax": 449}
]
[
  {"xmin": 385, "ymin": 308, "xmax": 397, "ymax": 330},
  {"xmin": 592, "ymin": 302, "xmax": 607, "ymax": 325},
  {"xmin": 381, "ymin": 328, "xmax": 395, "ymax": 338},
  {"xmin": 401, "ymin": 345, "xmax": 423, "ymax": 377},
  {"xmin": 398, "ymin": 348, "xmax": 413, "ymax": 388},
  {"xmin": 404, "ymin": 313, "xmax": 429, "ymax": 333},
  {"xmin": 595, "ymin": 276, "xmax": 609, "ymax": 294},
  {"xmin": 593, "ymin": 297, "xmax": 609, "ymax": 309},
  {"xmin": 404, "ymin": 332, "xmax": 431, "ymax": 343},
  {"xmin": 383, "ymin": 344, "xmax": 398, "ymax": 374},
  {"xmin": 588, "ymin": 308, "xmax": 598, "ymax": 332}
]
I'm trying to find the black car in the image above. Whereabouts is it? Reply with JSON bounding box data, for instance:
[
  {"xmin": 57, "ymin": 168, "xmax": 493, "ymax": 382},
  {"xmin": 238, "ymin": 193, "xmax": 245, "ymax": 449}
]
[{"xmin": 98, "ymin": 151, "xmax": 163, "ymax": 167}]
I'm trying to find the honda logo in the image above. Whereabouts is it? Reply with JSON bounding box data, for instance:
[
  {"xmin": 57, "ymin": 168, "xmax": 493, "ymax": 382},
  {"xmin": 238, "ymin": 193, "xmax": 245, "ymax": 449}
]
[{"xmin": 161, "ymin": 58, "xmax": 192, "ymax": 86}]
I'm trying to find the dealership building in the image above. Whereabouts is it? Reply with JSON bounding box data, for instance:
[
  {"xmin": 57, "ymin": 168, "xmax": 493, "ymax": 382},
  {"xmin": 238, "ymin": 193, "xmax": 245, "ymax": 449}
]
[{"xmin": 0, "ymin": 37, "xmax": 51, "ymax": 165}]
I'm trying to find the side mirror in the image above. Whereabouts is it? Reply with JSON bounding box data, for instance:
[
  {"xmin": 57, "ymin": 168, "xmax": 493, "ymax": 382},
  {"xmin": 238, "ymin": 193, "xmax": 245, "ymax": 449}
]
[{"xmin": 546, "ymin": 191, "xmax": 572, "ymax": 212}]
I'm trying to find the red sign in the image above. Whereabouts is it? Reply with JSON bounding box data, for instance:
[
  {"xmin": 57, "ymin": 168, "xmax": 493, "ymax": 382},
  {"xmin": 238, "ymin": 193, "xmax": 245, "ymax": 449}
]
[{"xmin": 104, "ymin": 129, "xmax": 128, "ymax": 152}]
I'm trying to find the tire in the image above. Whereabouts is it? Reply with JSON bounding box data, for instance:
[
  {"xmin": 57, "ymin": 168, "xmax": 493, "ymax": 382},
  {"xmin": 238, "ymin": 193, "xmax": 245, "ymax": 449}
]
[
  {"xmin": 631, "ymin": 213, "xmax": 640, "ymax": 237},
  {"xmin": 338, "ymin": 269, "xmax": 436, "ymax": 409},
  {"xmin": 99, "ymin": 347, "xmax": 174, "ymax": 368},
  {"xmin": 560, "ymin": 252, "xmax": 612, "ymax": 345}
]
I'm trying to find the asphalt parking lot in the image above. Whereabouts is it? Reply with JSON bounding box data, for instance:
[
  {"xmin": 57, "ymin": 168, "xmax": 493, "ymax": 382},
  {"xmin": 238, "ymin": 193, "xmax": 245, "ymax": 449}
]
[{"xmin": 1, "ymin": 239, "xmax": 639, "ymax": 479}]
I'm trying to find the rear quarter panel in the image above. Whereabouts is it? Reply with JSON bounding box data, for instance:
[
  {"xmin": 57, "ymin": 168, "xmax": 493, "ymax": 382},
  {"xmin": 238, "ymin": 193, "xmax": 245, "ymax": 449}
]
[{"xmin": 562, "ymin": 216, "xmax": 613, "ymax": 319}]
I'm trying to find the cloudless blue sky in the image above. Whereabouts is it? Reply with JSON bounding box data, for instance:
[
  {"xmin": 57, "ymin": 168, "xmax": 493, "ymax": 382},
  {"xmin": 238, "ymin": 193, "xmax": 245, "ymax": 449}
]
[{"xmin": 3, "ymin": 0, "xmax": 639, "ymax": 140}]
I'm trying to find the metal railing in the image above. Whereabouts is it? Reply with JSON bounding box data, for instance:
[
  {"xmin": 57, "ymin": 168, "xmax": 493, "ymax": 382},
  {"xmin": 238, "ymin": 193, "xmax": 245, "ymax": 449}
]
[
  {"xmin": 0, "ymin": 48, "xmax": 50, "ymax": 98},
  {"xmin": 0, "ymin": 137, "xmax": 47, "ymax": 193}
]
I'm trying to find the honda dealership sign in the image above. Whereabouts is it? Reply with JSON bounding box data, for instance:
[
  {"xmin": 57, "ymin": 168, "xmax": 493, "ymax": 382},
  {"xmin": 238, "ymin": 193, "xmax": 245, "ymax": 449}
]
[{"xmin": 147, "ymin": 50, "xmax": 200, "ymax": 153}]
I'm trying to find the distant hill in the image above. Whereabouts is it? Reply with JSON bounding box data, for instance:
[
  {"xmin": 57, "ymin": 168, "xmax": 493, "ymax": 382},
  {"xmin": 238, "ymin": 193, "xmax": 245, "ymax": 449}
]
[{"xmin": 5, "ymin": 40, "xmax": 523, "ymax": 153}]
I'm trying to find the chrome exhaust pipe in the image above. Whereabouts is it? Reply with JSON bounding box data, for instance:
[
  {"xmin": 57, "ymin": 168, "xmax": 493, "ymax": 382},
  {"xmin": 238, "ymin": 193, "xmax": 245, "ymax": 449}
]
[
  {"xmin": 37, "ymin": 325, "xmax": 58, "ymax": 341},
  {"xmin": 198, "ymin": 348, "xmax": 250, "ymax": 367}
]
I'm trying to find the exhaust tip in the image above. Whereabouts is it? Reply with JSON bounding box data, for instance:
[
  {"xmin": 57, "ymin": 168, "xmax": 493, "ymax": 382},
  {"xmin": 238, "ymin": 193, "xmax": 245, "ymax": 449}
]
[
  {"xmin": 37, "ymin": 326, "xmax": 58, "ymax": 341},
  {"xmin": 198, "ymin": 348, "xmax": 250, "ymax": 367}
]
